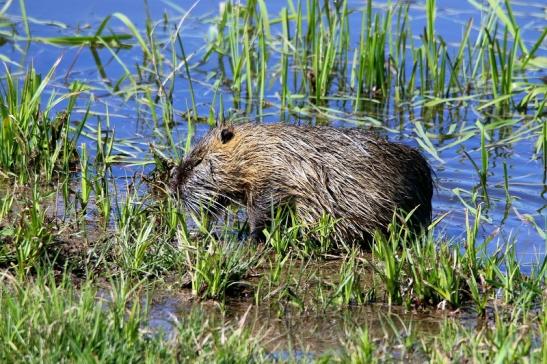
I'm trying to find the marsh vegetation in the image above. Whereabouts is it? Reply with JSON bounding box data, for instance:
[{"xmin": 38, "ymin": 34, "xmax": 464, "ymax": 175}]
[{"xmin": 0, "ymin": 0, "xmax": 545, "ymax": 361}]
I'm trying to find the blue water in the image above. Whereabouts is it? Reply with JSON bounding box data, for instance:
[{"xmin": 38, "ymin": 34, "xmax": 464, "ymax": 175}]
[{"xmin": 1, "ymin": 0, "xmax": 545, "ymax": 267}]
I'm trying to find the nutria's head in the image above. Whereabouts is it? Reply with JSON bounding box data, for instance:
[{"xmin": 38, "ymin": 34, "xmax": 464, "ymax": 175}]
[{"xmin": 170, "ymin": 126, "xmax": 247, "ymax": 216}]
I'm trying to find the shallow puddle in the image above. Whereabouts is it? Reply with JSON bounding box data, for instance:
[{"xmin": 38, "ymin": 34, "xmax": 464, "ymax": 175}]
[{"xmin": 142, "ymin": 285, "xmax": 478, "ymax": 357}]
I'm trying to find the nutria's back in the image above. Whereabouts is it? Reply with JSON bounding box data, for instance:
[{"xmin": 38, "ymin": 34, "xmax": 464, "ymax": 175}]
[{"xmin": 171, "ymin": 123, "xmax": 433, "ymax": 243}]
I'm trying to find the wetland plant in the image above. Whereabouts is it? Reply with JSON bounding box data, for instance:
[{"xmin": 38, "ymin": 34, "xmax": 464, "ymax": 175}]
[
  {"xmin": 368, "ymin": 208, "xmax": 539, "ymax": 310},
  {"xmin": 179, "ymin": 226, "xmax": 260, "ymax": 300},
  {"xmin": 13, "ymin": 182, "xmax": 54, "ymax": 277},
  {"xmin": 329, "ymin": 247, "xmax": 371, "ymax": 306},
  {"xmin": 0, "ymin": 64, "xmax": 83, "ymax": 182},
  {"xmin": 113, "ymin": 189, "xmax": 180, "ymax": 277},
  {"xmin": 424, "ymin": 307, "xmax": 538, "ymax": 363},
  {"xmin": 0, "ymin": 270, "xmax": 265, "ymax": 363},
  {"xmin": 337, "ymin": 328, "xmax": 376, "ymax": 363}
]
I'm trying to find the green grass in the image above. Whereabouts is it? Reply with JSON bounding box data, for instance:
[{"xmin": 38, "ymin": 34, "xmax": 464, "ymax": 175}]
[
  {"xmin": 0, "ymin": 270, "xmax": 266, "ymax": 363},
  {"xmin": 0, "ymin": 64, "xmax": 83, "ymax": 183},
  {"xmin": 423, "ymin": 307, "xmax": 543, "ymax": 362},
  {"xmin": 179, "ymin": 220, "xmax": 261, "ymax": 300}
]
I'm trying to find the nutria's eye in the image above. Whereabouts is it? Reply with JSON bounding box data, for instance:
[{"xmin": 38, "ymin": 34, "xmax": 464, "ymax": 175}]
[{"xmin": 220, "ymin": 128, "xmax": 234, "ymax": 144}]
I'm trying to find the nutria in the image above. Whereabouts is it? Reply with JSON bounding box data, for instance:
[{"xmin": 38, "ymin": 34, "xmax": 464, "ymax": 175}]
[{"xmin": 170, "ymin": 123, "xmax": 433, "ymax": 243}]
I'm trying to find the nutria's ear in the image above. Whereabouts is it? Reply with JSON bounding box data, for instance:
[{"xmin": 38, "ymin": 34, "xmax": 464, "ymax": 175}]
[{"xmin": 220, "ymin": 127, "xmax": 234, "ymax": 144}]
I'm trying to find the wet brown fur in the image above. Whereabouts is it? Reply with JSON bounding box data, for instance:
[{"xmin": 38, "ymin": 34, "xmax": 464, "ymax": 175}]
[{"xmin": 171, "ymin": 123, "xmax": 433, "ymax": 243}]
